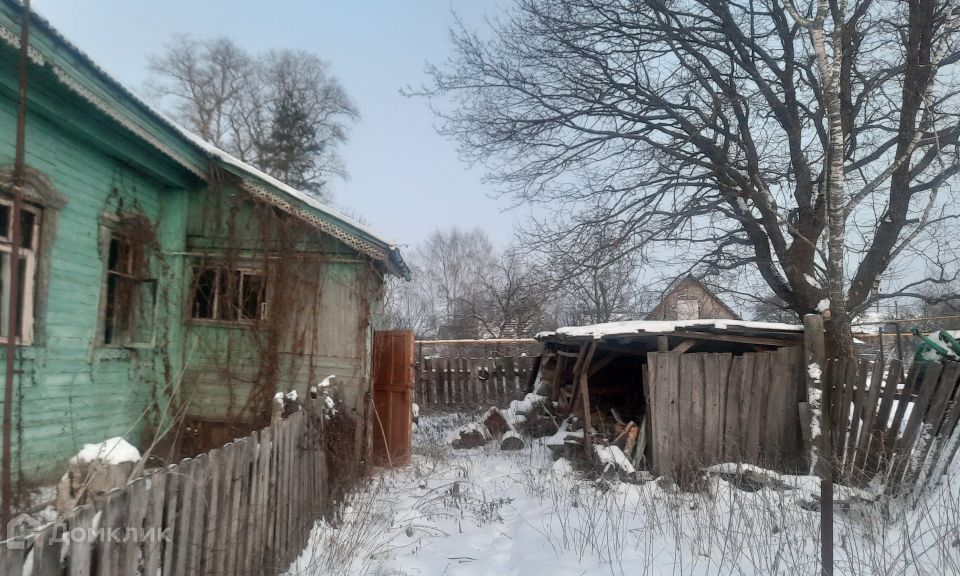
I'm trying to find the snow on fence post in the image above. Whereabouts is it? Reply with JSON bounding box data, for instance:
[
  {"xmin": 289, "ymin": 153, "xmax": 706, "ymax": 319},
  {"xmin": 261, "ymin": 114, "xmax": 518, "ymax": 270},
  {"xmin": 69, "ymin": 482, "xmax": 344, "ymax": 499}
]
[{"xmin": 802, "ymin": 314, "xmax": 826, "ymax": 474}]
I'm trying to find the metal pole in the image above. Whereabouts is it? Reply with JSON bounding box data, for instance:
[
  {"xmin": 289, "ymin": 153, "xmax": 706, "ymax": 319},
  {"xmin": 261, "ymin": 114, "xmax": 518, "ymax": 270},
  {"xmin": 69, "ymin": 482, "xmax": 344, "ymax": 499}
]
[
  {"xmin": 821, "ymin": 363, "xmax": 834, "ymax": 576},
  {"xmin": 2, "ymin": 0, "xmax": 30, "ymax": 539}
]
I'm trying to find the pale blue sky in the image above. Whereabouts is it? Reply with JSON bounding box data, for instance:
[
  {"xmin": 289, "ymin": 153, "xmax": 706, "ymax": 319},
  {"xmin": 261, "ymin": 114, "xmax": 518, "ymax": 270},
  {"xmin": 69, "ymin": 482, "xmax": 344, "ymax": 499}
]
[{"xmin": 32, "ymin": 0, "xmax": 522, "ymax": 249}]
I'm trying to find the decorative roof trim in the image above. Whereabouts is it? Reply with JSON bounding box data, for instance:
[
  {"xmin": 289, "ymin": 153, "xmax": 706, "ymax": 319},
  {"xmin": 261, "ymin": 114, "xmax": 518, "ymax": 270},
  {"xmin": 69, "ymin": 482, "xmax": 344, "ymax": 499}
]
[
  {"xmin": 0, "ymin": 19, "xmax": 42, "ymax": 64},
  {"xmin": 49, "ymin": 67, "xmax": 206, "ymax": 179},
  {"xmin": 0, "ymin": 13, "xmax": 204, "ymax": 180},
  {"xmin": 240, "ymin": 180, "xmax": 391, "ymax": 265}
]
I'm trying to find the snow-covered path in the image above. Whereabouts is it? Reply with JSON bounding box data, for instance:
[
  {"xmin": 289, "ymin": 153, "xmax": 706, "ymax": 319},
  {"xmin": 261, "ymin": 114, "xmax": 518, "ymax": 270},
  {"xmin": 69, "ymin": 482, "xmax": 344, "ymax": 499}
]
[{"xmin": 285, "ymin": 414, "xmax": 960, "ymax": 576}]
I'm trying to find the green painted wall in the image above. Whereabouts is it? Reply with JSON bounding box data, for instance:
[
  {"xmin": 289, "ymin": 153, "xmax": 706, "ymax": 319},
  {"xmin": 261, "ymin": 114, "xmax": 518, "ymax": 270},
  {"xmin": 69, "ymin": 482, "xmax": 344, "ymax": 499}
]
[{"xmin": 0, "ymin": 28, "xmax": 385, "ymax": 484}]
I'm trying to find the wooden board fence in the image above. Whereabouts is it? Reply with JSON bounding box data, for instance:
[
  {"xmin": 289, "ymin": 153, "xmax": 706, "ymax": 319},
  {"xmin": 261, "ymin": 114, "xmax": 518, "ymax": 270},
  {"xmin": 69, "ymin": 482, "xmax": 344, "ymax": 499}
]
[
  {"xmin": 647, "ymin": 348, "xmax": 806, "ymax": 481},
  {"xmin": 0, "ymin": 400, "xmax": 329, "ymax": 576},
  {"xmin": 825, "ymin": 357, "xmax": 960, "ymax": 494},
  {"xmin": 416, "ymin": 355, "xmax": 533, "ymax": 409}
]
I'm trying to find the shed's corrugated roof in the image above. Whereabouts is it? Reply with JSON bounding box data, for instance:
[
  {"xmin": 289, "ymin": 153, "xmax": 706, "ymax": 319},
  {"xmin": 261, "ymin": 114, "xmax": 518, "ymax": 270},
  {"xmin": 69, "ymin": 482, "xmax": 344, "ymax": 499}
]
[{"xmin": 1, "ymin": 0, "xmax": 409, "ymax": 279}]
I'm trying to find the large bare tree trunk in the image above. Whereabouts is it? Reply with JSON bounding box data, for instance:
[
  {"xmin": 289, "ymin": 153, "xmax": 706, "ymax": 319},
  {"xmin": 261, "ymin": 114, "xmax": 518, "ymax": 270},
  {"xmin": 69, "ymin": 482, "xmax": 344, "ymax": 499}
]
[{"xmin": 794, "ymin": 0, "xmax": 856, "ymax": 357}]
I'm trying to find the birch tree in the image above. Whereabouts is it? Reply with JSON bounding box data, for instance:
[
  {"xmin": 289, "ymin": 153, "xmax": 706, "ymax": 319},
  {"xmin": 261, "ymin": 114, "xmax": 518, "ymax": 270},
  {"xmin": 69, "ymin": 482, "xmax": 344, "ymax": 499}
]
[{"xmin": 420, "ymin": 0, "xmax": 960, "ymax": 353}]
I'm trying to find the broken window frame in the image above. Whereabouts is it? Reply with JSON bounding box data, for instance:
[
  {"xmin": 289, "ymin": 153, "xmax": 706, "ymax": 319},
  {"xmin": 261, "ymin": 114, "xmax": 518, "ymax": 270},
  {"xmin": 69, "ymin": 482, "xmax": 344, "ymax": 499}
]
[
  {"xmin": 189, "ymin": 264, "xmax": 268, "ymax": 325},
  {"xmin": 98, "ymin": 218, "xmax": 157, "ymax": 348},
  {"xmin": 0, "ymin": 198, "xmax": 39, "ymax": 345}
]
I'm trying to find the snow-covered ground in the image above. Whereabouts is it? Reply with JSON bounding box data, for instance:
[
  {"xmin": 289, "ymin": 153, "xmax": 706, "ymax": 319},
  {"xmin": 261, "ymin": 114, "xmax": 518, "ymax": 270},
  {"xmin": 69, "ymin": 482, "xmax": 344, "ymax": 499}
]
[{"xmin": 285, "ymin": 414, "xmax": 960, "ymax": 576}]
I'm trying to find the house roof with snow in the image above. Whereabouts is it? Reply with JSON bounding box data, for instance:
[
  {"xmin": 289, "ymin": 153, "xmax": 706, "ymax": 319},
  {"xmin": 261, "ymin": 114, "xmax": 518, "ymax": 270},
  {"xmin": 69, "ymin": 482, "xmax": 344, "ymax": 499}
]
[{"xmin": 0, "ymin": 0, "xmax": 409, "ymax": 279}]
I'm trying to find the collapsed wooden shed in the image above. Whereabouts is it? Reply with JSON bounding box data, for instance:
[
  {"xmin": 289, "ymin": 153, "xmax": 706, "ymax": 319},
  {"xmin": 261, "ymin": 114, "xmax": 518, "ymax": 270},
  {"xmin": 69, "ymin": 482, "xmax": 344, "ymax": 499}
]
[{"xmin": 535, "ymin": 319, "xmax": 807, "ymax": 479}]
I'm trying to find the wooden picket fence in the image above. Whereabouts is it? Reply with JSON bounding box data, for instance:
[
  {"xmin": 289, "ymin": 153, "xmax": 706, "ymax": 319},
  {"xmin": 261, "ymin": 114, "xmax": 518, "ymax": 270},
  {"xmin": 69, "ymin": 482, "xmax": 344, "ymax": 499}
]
[
  {"xmin": 1, "ymin": 400, "xmax": 328, "ymax": 576},
  {"xmin": 825, "ymin": 357, "xmax": 960, "ymax": 494},
  {"xmin": 416, "ymin": 355, "xmax": 534, "ymax": 409}
]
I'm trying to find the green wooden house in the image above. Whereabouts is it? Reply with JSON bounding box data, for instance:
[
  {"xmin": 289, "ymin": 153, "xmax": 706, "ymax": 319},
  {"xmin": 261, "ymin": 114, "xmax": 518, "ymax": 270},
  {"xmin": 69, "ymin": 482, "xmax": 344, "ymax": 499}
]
[{"xmin": 0, "ymin": 1, "xmax": 408, "ymax": 484}]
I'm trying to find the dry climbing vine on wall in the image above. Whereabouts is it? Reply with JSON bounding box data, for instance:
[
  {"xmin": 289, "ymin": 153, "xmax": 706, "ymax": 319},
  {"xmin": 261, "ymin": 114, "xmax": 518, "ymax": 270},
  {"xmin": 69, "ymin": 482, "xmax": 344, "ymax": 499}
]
[{"xmin": 181, "ymin": 174, "xmax": 387, "ymax": 467}]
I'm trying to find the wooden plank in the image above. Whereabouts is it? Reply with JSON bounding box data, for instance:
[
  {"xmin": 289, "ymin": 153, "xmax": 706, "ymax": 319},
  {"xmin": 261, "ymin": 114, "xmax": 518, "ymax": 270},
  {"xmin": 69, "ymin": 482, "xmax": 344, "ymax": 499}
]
[
  {"xmin": 67, "ymin": 504, "xmax": 95, "ymax": 576},
  {"xmin": 172, "ymin": 459, "xmax": 195, "ymax": 576},
  {"xmin": 504, "ymin": 356, "xmax": 517, "ymax": 399},
  {"xmin": 722, "ymin": 355, "xmax": 744, "ymax": 461},
  {"xmin": 187, "ymin": 454, "xmax": 208, "ymax": 575},
  {"xmin": 762, "ymin": 349, "xmax": 789, "ymax": 466},
  {"xmin": 33, "ymin": 521, "xmax": 63, "ymax": 576},
  {"xmin": 702, "ymin": 353, "xmax": 727, "ymax": 466},
  {"xmin": 246, "ymin": 434, "xmax": 264, "ymax": 575},
  {"xmin": 217, "ymin": 444, "xmax": 238, "ymax": 573},
  {"xmin": 867, "ymin": 360, "xmax": 903, "ymax": 475},
  {"xmin": 566, "ymin": 343, "xmax": 590, "ymax": 418},
  {"xmin": 852, "ymin": 359, "xmax": 887, "ymax": 477},
  {"xmin": 649, "ymin": 351, "xmax": 680, "ymax": 478},
  {"xmin": 657, "ymin": 335, "xmax": 669, "ymax": 352},
  {"xmin": 680, "ymin": 353, "xmax": 705, "ymax": 472},
  {"xmin": 235, "ymin": 439, "xmax": 255, "ymax": 573},
  {"xmin": 579, "ymin": 343, "xmax": 598, "ymax": 456},
  {"xmin": 264, "ymin": 428, "xmax": 279, "ymax": 569},
  {"xmin": 887, "ymin": 362, "xmax": 945, "ymax": 490},
  {"xmin": 200, "ymin": 449, "xmax": 221, "ymax": 575},
  {"xmin": 281, "ymin": 423, "xmax": 294, "ymax": 565},
  {"xmin": 885, "ymin": 361, "xmax": 921, "ymax": 456},
  {"xmin": 161, "ymin": 464, "xmax": 180, "ymax": 576},
  {"xmin": 926, "ymin": 364, "xmax": 960, "ymax": 481},
  {"xmin": 422, "ymin": 357, "xmax": 433, "ymax": 406},
  {"xmin": 142, "ymin": 468, "xmax": 167, "ymax": 576},
  {"xmin": 99, "ymin": 487, "xmax": 129, "ymax": 576},
  {"xmin": 785, "ymin": 347, "xmax": 806, "ymax": 467},
  {"xmin": 551, "ymin": 353, "xmax": 566, "ymax": 403},
  {"xmin": 845, "ymin": 360, "xmax": 872, "ymax": 479},
  {"xmin": 742, "ymin": 352, "xmax": 768, "ymax": 465},
  {"xmin": 0, "ymin": 540, "xmax": 25, "ymax": 576},
  {"xmin": 672, "ymin": 339, "xmax": 697, "ymax": 354},
  {"xmin": 836, "ymin": 359, "xmax": 858, "ymax": 469},
  {"xmin": 122, "ymin": 477, "xmax": 149, "ymax": 576},
  {"xmin": 671, "ymin": 330, "xmax": 802, "ymax": 347},
  {"xmin": 903, "ymin": 362, "xmax": 960, "ymax": 489}
]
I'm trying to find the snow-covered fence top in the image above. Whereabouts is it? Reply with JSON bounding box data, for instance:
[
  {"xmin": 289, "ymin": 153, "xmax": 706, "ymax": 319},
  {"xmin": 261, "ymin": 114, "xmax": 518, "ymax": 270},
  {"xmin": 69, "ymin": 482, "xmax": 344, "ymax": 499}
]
[{"xmin": 0, "ymin": 399, "xmax": 329, "ymax": 576}]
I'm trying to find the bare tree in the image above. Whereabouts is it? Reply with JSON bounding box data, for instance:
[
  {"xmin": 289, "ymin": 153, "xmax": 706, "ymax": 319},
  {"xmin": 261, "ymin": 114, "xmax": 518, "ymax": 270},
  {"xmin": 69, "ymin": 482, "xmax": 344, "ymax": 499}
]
[
  {"xmin": 149, "ymin": 37, "xmax": 358, "ymax": 199},
  {"xmin": 419, "ymin": 0, "xmax": 960, "ymax": 353},
  {"xmin": 382, "ymin": 228, "xmax": 556, "ymax": 338},
  {"xmin": 473, "ymin": 250, "xmax": 553, "ymax": 337}
]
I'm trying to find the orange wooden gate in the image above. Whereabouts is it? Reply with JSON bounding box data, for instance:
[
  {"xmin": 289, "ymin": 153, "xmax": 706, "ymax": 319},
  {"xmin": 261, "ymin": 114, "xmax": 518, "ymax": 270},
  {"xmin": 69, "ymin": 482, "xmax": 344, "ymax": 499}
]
[{"xmin": 372, "ymin": 330, "xmax": 415, "ymax": 466}]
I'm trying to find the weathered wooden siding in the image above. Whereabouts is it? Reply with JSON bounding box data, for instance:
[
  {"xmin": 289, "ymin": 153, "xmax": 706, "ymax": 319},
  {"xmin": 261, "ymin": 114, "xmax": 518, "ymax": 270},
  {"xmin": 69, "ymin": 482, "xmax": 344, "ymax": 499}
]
[
  {"xmin": 0, "ymin": 40, "xmax": 191, "ymax": 480},
  {"xmin": 181, "ymin": 190, "xmax": 380, "ymax": 430},
  {"xmin": 0, "ymin": 11, "xmax": 388, "ymax": 482}
]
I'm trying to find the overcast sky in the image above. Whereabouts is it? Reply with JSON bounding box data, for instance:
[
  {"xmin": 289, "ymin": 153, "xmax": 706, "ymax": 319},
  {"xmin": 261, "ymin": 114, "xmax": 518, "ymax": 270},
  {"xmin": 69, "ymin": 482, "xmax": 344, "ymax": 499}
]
[{"xmin": 32, "ymin": 0, "xmax": 522, "ymax": 250}]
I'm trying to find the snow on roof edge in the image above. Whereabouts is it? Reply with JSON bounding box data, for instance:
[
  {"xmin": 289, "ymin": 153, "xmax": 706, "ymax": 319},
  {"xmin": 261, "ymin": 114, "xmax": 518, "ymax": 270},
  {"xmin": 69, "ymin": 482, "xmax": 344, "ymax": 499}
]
[
  {"xmin": 15, "ymin": 1, "xmax": 407, "ymax": 274},
  {"xmin": 536, "ymin": 319, "xmax": 804, "ymax": 341}
]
